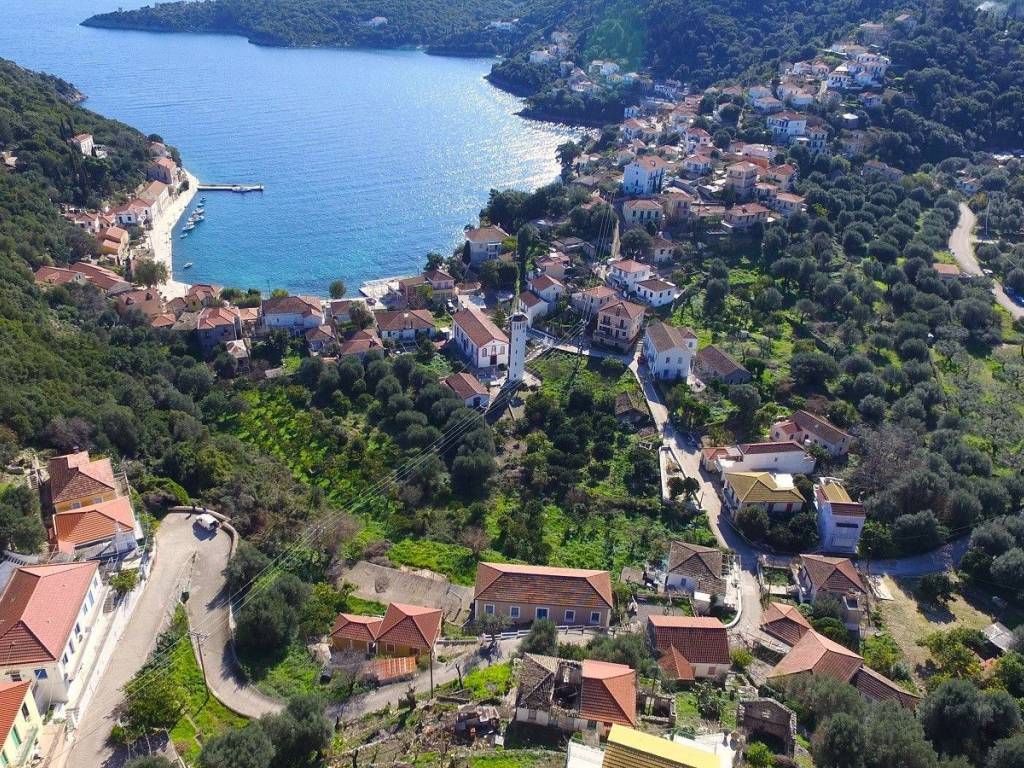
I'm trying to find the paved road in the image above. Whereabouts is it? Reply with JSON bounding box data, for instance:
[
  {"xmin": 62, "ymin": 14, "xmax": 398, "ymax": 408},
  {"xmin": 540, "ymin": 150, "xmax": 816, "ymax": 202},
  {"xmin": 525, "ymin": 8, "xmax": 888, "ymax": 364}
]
[
  {"xmin": 628, "ymin": 354, "xmax": 765, "ymax": 640},
  {"xmin": 950, "ymin": 203, "xmax": 1024, "ymax": 319},
  {"xmin": 862, "ymin": 536, "xmax": 969, "ymax": 577},
  {"xmin": 65, "ymin": 514, "xmax": 278, "ymax": 768}
]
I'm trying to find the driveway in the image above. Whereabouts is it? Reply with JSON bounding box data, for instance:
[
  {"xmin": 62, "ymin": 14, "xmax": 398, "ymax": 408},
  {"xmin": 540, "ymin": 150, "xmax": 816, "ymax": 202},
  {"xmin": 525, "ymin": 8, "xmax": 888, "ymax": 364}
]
[
  {"xmin": 861, "ymin": 536, "xmax": 969, "ymax": 578},
  {"xmin": 64, "ymin": 513, "xmax": 277, "ymax": 768},
  {"xmin": 950, "ymin": 203, "xmax": 1024, "ymax": 319}
]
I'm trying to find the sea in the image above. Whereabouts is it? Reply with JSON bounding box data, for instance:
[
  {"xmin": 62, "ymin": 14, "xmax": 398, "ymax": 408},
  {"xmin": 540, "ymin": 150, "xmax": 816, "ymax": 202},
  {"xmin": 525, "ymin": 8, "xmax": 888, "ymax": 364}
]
[{"xmin": 0, "ymin": 1, "xmax": 582, "ymax": 295}]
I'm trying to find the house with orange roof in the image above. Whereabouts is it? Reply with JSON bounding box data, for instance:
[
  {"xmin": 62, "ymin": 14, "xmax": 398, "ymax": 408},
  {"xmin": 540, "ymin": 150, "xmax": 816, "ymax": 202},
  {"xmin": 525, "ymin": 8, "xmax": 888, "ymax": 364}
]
[
  {"xmin": 571, "ymin": 285, "xmax": 617, "ymax": 316},
  {"xmin": 45, "ymin": 452, "xmax": 119, "ymax": 513},
  {"xmin": 305, "ymin": 324, "xmax": 337, "ymax": 355},
  {"xmin": 261, "ymin": 295, "xmax": 325, "ymax": 335},
  {"xmin": 196, "ymin": 306, "xmax": 242, "ymax": 352},
  {"xmin": 451, "ymin": 307, "xmax": 509, "ymax": 369},
  {"xmin": 646, "ymin": 616, "xmax": 730, "ymax": 681},
  {"xmin": 607, "ymin": 258, "xmax": 653, "ymax": 293},
  {"xmin": 49, "ymin": 496, "xmax": 142, "ymax": 559},
  {"xmin": 815, "ymin": 478, "xmax": 865, "ymax": 554},
  {"xmin": 768, "ymin": 630, "xmax": 919, "ymax": 709},
  {"xmin": 114, "ymin": 288, "xmax": 163, "ymax": 320},
  {"xmin": 0, "ymin": 562, "xmax": 104, "ymax": 710},
  {"xmin": 443, "ymin": 372, "xmax": 490, "ymax": 409},
  {"xmin": 760, "ymin": 602, "xmax": 812, "ymax": 646},
  {"xmin": 330, "ymin": 613, "xmax": 383, "ymax": 654},
  {"xmin": 338, "ymin": 329, "xmax": 382, "ymax": 359},
  {"xmin": 374, "ymin": 603, "xmax": 442, "ymax": 658},
  {"xmin": 514, "ymin": 654, "xmax": 637, "ymax": 736},
  {"xmin": 464, "ymin": 225, "xmax": 509, "ymax": 265},
  {"xmin": 69, "ymin": 133, "xmax": 93, "ymax": 156},
  {"xmin": 0, "ymin": 679, "xmax": 42, "ymax": 766},
  {"xmin": 474, "ymin": 562, "xmax": 613, "ymax": 628},
  {"xmin": 98, "ymin": 226, "xmax": 129, "ymax": 260},
  {"xmin": 770, "ymin": 409, "xmax": 851, "ymax": 457},
  {"xmin": 798, "ymin": 554, "xmax": 866, "ymax": 632},
  {"xmin": 58, "ymin": 261, "xmax": 132, "ymax": 296},
  {"xmin": 147, "ymin": 156, "xmax": 179, "ymax": 185},
  {"xmin": 32, "ymin": 266, "xmax": 89, "ymax": 289},
  {"xmin": 594, "ymin": 300, "xmax": 645, "ymax": 351}
]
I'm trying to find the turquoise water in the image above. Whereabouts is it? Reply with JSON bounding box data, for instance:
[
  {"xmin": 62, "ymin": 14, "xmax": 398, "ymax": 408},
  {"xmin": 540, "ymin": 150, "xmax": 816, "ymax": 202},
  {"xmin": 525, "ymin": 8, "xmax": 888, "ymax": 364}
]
[{"xmin": 1, "ymin": 2, "xmax": 580, "ymax": 294}]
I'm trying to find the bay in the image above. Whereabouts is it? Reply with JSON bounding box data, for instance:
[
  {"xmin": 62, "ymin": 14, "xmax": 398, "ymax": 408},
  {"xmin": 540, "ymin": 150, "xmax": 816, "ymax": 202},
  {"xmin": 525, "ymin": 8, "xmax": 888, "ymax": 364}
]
[{"xmin": 0, "ymin": 1, "xmax": 581, "ymax": 294}]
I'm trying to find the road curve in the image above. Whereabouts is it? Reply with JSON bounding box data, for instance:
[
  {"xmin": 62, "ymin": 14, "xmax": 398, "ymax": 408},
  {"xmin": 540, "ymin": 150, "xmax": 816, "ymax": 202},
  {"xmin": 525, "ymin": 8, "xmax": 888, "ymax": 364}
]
[
  {"xmin": 950, "ymin": 202, "xmax": 1024, "ymax": 319},
  {"xmin": 64, "ymin": 513, "xmax": 277, "ymax": 768}
]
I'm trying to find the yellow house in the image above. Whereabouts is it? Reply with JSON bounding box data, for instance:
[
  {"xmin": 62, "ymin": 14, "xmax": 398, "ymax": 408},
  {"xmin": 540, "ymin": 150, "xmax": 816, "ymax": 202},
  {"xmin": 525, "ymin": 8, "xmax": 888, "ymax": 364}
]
[
  {"xmin": 46, "ymin": 452, "xmax": 118, "ymax": 513},
  {"xmin": 0, "ymin": 681, "xmax": 42, "ymax": 767}
]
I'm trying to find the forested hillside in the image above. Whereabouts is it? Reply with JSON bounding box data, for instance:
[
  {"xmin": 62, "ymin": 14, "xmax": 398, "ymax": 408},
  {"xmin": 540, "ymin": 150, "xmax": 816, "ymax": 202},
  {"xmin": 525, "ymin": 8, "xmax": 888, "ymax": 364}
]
[{"xmin": 83, "ymin": 0, "xmax": 520, "ymax": 50}]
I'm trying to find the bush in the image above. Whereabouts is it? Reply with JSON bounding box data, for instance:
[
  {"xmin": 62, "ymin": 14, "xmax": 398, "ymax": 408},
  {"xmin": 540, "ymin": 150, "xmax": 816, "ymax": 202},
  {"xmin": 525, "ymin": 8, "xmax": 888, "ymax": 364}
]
[
  {"xmin": 731, "ymin": 647, "xmax": 753, "ymax": 671},
  {"xmin": 745, "ymin": 741, "xmax": 775, "ymax": 768}
]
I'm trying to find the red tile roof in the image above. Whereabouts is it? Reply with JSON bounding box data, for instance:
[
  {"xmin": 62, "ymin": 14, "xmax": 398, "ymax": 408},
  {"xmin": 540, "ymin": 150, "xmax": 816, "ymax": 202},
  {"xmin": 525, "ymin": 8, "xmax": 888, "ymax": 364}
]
[
  {"xmin": 580, "ymin": 660, "xmax": 637, "ymax": 726},
  {"xmin": 760, "ymin": 602, "xmax": 812, "ymax": 646},
  {"xmin": 658, "ymin": 645, "xmax": 696, "ymax": 681},
  {"xmin": 376, "ymin": 603, "xmax": 442, "ymax": 652},
  {"xmin": 0, "ymin": 562, "xmax": 98, "ymax": 664},
  {"xmin": 262, "ymin": 295, "xmax": 323, "ymax": 318},
  {"xmin": 330, "ymin": 613, "xmax": 383, "ymax": 643},
  {"xmin": 647, "ymin": 616, "xmax": 730, "ymax": 667},
  {"xmin": 800, "ymin": 555, "xmax": 866, "ymax": 594},
  {"xmin": 599, "ymin": 300, "xmax": 646, "ymax": 321},
  {"xmin": 465, "ymin": 225, "xmax": 509, "ymax": 243},
  {"xmin": 611, "ymin": 259, "xmax": 649, "ymax": 274},
  {"xmin": 375, "ymin": 309, "xmax": 435, "ymax": 333},
  {"xmin": 452, "ymin": 307, "xmax": 508, "ymax": 347},
  {"xmin": 443, "ymin": 372, "xmax": 488, "ymax": 400},
  {"xmin": 739, "ymin": 441, "xmax": 808, "ymax": 455},
  {"xmin": 339, "ymin": 329, "xmax": 382, "ymax": 356},
  {"xmin": 475, "ymin": 563, "xmax": 613, "ymax": 610},
  {"xmin": 790, "ymin": 410, "xmax": 850, "ymax": 445},
  {"xmin": 47, "ymin": 452, "xmax": 116, "ymax": 505},
  {"xmin": 0, "ymin": 681, "xmax": 31, "ymax": 747},
  {"xmin": 853, "ymin": 665, "xmax": 920, "ymax": 709},
  {"xmin": 34, "ymin": 266, "xmax": 86, "ymax": 286},
  {"xmin": 51, "ymin": 496, "xmax": 137, "ymax": 552},
  {"xmin": 768, "ymin": 630, "xmax": 863, "ymax": 682}
]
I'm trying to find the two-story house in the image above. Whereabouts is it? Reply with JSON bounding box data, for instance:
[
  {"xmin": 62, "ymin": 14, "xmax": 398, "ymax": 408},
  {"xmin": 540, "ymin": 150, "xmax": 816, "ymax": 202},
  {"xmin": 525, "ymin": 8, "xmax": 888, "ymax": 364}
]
[
  {"xmin": 622, "ymin": 199, "xmax": 663, "ymax": 228},
  {"xmin": 722, "ymin": 471, "xmax": 805, "ymax": 515},
  {"xmin": 725, "ymin": 162, "xmax": 760, "ymax": 201},
  {"xmin": 261, "ymin": 295, "xmax": 325, "ymax": 336},
  {"xmin": 196, "ymin": 306, "xmax": 242, "ymax": 352},
  {"xmin": 606, "ymin": 259, "xmax": 652, "ymax": 293},
  {"xmin": 375, "ymin": 309, "xmax": 435, "ymax": 342},
  {"xmin": 0, "ymin": 562, "xmax": 104, "ymax": 712},
  {"xmin": 693, "ymin": 345, "xmax": 752, "ymax": 385},
  {"xmin": 464, "ymin": 225, "xmax": 509, "ymax": 265},
  {"xmin": 815, "ymin": 478, "xmax": 866, "ymax": 555},
  {"xmin": 623, "ymin": 156, "xmax": 668, "ymax": 195},
  {"xmin": 594, "ymin": 300, "xmax": 645, "ymax": 351},
  {"xmin": 635, "ymin": 278, "xmax": 679, "ymax": 308},
  {"xmin": 642, "ymin": 322, "xmax": 696, "ymax": 380},
  {"xmin": 0, "ymin": 680, "xmax": 43, "ymax": 767},
  {"xmin": 571, "ymin": 286, "xmax": 617, "ymax": 317}
]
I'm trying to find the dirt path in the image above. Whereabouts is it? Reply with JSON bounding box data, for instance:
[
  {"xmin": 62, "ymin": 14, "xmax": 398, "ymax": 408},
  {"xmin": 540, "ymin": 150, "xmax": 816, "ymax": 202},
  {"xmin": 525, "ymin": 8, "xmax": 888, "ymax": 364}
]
[{"xmin": 950, "ymin": 202, "xmax": 1024, "ymax": 319}]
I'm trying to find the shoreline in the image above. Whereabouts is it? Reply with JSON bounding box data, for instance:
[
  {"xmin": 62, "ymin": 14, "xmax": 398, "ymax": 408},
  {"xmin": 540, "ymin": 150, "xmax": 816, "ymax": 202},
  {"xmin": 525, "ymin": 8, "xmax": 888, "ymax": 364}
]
[{"xmin": 150, "ymin": 169, "xmax": 198, "ymax": 300}]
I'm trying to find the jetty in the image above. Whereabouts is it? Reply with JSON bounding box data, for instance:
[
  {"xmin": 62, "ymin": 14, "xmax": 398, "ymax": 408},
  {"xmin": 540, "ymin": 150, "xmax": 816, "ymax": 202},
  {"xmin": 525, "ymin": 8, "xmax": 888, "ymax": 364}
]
[{"xmin": 197, "ymin": 183, "xmax": 265, "ymax": 193}]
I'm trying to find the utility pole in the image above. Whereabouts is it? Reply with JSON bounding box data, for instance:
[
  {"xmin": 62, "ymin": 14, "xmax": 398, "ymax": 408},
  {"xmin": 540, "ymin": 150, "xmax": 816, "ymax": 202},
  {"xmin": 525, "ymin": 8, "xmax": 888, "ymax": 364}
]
[
  {"xmin": 189, "ymin": 630, "xmax": 211, "ymax": 707},
  {"xmin": 429, "ymin": 650, "xmax": 434, "ymax": 699}
]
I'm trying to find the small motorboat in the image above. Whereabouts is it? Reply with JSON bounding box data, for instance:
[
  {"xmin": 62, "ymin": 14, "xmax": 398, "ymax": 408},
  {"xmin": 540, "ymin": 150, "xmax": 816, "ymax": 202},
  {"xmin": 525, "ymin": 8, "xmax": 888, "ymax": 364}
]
[
  {"xmin": 200, "ymin": 196, "xmax": 207, "ymax": 203},
  {"xmin": 183, "ymin": 262, "xmax": 194, "ymax": 269},
  {"xmin": 179, "ymin": 232, "xmax": 188, "ymax": 238},
  {"xmin": 184, "ymin": 222, "xmax": 195, "ymax": 232}
]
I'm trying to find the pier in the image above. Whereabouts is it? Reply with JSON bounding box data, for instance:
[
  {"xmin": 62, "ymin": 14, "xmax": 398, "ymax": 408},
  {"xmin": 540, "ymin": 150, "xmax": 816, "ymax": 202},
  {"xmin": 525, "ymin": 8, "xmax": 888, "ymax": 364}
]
[{"xmin": 196, "ymin": 183, "xmax": 265, "ymax": 193}]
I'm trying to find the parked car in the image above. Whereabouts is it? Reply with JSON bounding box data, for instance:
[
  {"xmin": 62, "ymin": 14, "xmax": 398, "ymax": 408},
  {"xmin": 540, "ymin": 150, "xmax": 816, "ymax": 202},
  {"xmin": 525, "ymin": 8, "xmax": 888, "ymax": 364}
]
[
  {"xmin": 1005, "ymin": 286, "xmax": 1024, "ymax": 306},
  {"xmin": 194, "ymin": 513, "xmax": 220, "ymax": 531}
]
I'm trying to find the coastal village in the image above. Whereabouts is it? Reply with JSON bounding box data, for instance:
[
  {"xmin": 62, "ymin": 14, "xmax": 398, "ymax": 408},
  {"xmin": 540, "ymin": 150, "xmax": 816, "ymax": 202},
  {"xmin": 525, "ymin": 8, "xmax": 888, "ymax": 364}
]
[{"xmin": 5, "ymin": 5, "xmax": 1024, "ymax": 768}]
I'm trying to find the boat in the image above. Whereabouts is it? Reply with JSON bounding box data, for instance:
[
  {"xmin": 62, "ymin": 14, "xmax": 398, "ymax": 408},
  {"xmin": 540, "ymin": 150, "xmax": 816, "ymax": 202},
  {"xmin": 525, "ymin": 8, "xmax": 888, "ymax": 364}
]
[
  {"xmin": 179, "ymin": 232, "xmax": 188, "ymax": 238},
  {"xmin": 183, "ymin": 262, "xmax": 193, "ymax": 270},
  {"xmin": 184, "ymin": 223, "xmax": 195, "ymax": 232}
]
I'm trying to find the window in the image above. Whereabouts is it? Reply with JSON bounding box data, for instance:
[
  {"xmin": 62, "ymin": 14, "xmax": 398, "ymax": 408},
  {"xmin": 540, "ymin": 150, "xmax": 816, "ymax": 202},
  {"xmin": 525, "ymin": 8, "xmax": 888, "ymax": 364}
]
[
  {"xmin": 20, "ymin": 703, "xmax": 28, "ymax": 720},
  {"xmin": 564, "ymin": 610, "xmax": 575, "ymax": 624},
  {"xmin": 708, "ymin": 667, "xmax": 717, "ymax": 676},
  {"xmin": 61, "ymin": 654, "xmax": 68, "ymax": 666},
  {"xmin": 68, "ymin": 639, "xmax": 75, "ymax": 655},
  {"xmin": 33, "ymin": 669, "xmax": 46, "ymax": 680},
  {"xmin": 1, "ymin": 749, "xmax": 8, "ymax": 767},
  {"xmin": 590, "ymin": 612, "xmax": 601, "ymax": 625},
  {"xmin": 8, "ymin": 673, "xmax": 20, "ymax": 683},
  {"xmin": 75, "ymin": 622, "xmax": 82, "ymax": 639},
  {"xmin": 10, "ymin": 726, "xmax": 19, "ymax": 747},
  {"xmin": 509, "ymin": 606, "xmax": 520, "ymax": 619},
  {"xmin": 535, "ymin": 607, "xmax": 549, "ymax": 620},
  {"xmin": 483, "ymin": 604, "xmax": 494, "ymax": 616}
]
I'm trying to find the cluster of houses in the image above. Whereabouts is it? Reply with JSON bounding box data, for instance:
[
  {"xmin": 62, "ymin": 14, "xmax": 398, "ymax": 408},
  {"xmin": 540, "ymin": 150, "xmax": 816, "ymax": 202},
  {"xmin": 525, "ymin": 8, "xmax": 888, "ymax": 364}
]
[{"xmin": 0, "ymin": 449, "xmax": 149, "ymax": 762}]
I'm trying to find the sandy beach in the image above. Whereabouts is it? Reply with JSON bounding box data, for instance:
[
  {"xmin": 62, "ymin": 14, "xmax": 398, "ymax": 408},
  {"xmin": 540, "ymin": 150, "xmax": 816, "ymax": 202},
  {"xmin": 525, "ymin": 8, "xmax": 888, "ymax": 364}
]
[{"xmin": 149, "ymin": 169, "xmax": 198, "ymax": 299}]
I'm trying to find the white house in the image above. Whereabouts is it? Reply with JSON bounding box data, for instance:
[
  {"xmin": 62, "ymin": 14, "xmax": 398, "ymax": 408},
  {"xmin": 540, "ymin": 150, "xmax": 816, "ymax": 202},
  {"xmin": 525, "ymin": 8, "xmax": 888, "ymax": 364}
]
[
  {"xmin": 515, "ymin": 290, "xmax": 547, "ymax": 325},
  {"xmin": 529, "ymin": 49, "xmax": 554, "ymax": 65},
  {"xmin": 623, "ymin": 156, "xmax": 668, "ymax": 195},
  {"xmin": 572, "ymin": 286, "xmax": 617, "ymax": 317},
  {"xmin": 815, "ymin": 478, "xmax": 866, "ymax": 555},
  {"xmin": 0, "ymin": 562, "xmax": 104, "ymax": 712},
  {"xmin": 635, "ymin": 278, "xmax": 679, "ymax": 307},
  {"xmin": 261, "ymin": 295, "xmax": 325, "ymax": 335},
  {"xmin": 651, "ymin": 236, "xmax": 676, "ymax": 263},
  {"xmin": 642, "ymin": 321, "xmax": 696, "ymax": 380},
  {"xmin": 766, "ymin": 112, "xmax": 808, "ymax": 142},
  {"xmin": 69, "ymin": 133, "xmax": 94, "ymax": 156},
  {"xmin": 451, "ymin": 307, "xmax": 509, "ymax": 369},
  {"xmin": 623, "ymin": 198, "xmax": 663, "ymax": 228},
  {"xmin": 607, "ymin": 259, "xmax": 652, "ymax": 292},
  {"xmin": 374, "ymin": 309, "xmax": 435, "ymax": 342},
  {"xmin": 711, "ymin": 441, "xmax": 816, "ymax": 475},
  {"xmin": 528, "ymin": 274, "xmax": 566, "ymax": 304},
  {"xmin": 464, "ymin": 225, "xmax": 509, "ymax": 265},
  {"xmin": 771, "ymin": 410, "xmax": 851, "ymax": 457},
  {"xmin": 443, "ymin": 372, "xmax": 491, "ymax": 409}
]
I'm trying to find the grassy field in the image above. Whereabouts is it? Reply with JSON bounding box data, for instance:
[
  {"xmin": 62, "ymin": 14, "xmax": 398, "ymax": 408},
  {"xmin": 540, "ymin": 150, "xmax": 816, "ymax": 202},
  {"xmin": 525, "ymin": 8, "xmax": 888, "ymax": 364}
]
[
  {"xmin": 876, "ymin": 575, "xmax": 995, "ymax": 681},
  {"xmin": 529, "ymin": 352, "xmax": 640, "ymax": 402},
  {"xmin": 240, "ymin": 640, "xmax": 322, "ymax": 700},
  {"xmin": 161, "ymin": 608, "xmax": 248, "ymax": 762}
]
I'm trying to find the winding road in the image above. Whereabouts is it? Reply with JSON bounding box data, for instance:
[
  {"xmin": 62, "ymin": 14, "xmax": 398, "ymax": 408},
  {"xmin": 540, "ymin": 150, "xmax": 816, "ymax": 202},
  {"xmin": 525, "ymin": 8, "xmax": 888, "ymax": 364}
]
[
  {"xmin": 950, "ymin": 203, "xmax": 1024, "ymax": 319},
  {"xmin": 64, "ymin": 513, "xmax": 276, "ymax": 768}
]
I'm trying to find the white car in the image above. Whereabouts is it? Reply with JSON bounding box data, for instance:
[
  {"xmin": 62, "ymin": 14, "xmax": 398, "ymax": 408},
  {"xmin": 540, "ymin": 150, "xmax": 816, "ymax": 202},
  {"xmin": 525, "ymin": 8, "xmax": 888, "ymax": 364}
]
[{"xmin": 194, "ymin": 514, "xmax": 220, "ymax": 532}]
